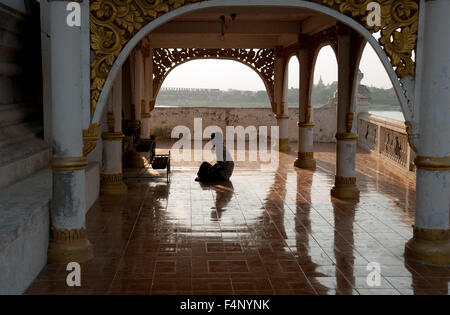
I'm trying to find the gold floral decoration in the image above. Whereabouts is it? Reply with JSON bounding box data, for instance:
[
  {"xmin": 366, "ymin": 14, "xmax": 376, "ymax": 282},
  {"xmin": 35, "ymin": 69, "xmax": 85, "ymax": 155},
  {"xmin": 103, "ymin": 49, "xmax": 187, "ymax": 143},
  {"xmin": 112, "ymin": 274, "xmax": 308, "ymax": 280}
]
[
  {"xmin": 320, "ymin": 0, "xmax": 418, "ymax": 78},
  {"xmin": 404, "ymin": 120, "xmax": 417, "ymax": 152},
  {"xmin": 82, "ymin": 123, "xmax": 99, "ymax": 156},
  {"xmin": 90, "ymin": 0, "xmax": 204, "ymax": 117}
]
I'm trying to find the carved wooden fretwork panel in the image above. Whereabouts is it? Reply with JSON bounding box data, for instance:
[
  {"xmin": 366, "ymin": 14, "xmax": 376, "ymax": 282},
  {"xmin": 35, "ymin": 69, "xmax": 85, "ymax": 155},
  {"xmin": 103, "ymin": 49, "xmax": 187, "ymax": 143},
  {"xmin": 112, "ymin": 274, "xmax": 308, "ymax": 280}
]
[{"xmin": 152, "ymin": 48, "xmax": 275, "ymax": 102}]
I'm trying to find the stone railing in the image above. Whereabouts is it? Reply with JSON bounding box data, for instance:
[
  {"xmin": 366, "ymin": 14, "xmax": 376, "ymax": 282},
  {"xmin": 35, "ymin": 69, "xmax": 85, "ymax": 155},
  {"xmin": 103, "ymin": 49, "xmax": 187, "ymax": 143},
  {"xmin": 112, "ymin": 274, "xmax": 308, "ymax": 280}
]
[
  {"xmin": 357, "ymin": 112, "xmax": 415, "ymax": 172},
  {"xmin": 148, "ymin": 105, "xmax": 344, "ymax": 142}
]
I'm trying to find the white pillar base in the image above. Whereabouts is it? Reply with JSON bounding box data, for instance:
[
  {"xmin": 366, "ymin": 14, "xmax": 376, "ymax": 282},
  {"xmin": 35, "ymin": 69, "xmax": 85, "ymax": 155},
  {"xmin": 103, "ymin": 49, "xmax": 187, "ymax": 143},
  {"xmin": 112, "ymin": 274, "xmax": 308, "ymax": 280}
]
[
  {"xmin": 277, "ymin": 115, "xmax": 289, "ymax": 151},
  {"xmin": 331, "ymin": 133, "xmax": 359, "ymax": 199},
  {"xmin": 405, "ymin": 157, "xmax": 450, "ymax": 266},
  {"xmin": 49, "ymin": 158, "xmax": 93, "ymax": 264},
  {"xmin": 331, "ymin": 176, "xmax": 360, "ymax": 199},
  {"xmin": 279, "ymin": 138, "xmax": 290, "ymax": 152},
  {"xmin": 101, "ymin": 133, "xmax": 127, "ymax": 195},
  {"xmin": 405, "ymin": 226, "xmax": 450, "ymax": 266},
  {"xmin": 101, "ymin": 173, "xmax": 128, "ymax": 195},
  {"xmin": 141, "ymin": 115, "xmax": 151, "ymax": 139},
  {"xmin": 295, "ymin": 123, "xmax": 316, "ymax": 169},
  {"xmin": 415, "ymin": 167, "xmax": 450, "ymax": 229},
  {"xmin": 47, "ymin": 227, "xmax": 94, "ymax": 264}
]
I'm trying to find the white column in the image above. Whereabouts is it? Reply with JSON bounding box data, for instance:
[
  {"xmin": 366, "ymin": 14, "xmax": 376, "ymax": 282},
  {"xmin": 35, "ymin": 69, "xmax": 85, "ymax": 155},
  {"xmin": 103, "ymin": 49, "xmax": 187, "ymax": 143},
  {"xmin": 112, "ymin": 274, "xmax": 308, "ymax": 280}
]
[
  {"xmin": 40, "ymin": 0, "xmax": 52, "ymax": 143},
  {"xmin": 47, "ymin": 0, "xmax": 93, "ymax": 263},
  {"xmin": 141, "ymin": 45, "xmax": 153, "ymax": 138},
  {"xmin": 274, "ymin": 47, "xmax": 289, "ymax": 151},
  {"xmin": 135, "ymin": 48, "xmax": 145, "ymax": 137},
  {"xmin": 295, "ymin": 41, "xmax": 316, "ymax": 169},
  {"xmin": 405, "ymin": 0, "xmax": 450, "ymax": 266},
  {"xmin": 128, "ymin": 48, "xmax": 146, "ymax": 167},
  {"xmin": 101, "ymin": 68, "xmax": 127, "ymax": 195},
  {"xmin": 331, "ymin": 25, "xmax": 360, "ymax": 199}
]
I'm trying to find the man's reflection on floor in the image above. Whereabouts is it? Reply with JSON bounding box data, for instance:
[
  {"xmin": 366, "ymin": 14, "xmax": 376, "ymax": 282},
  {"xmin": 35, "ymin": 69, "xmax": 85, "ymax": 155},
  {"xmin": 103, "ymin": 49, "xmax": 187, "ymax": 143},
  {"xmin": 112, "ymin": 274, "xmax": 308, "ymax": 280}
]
[{"xmin": 199, "ymin": 180, "xmax": 234, "ymax": 220}]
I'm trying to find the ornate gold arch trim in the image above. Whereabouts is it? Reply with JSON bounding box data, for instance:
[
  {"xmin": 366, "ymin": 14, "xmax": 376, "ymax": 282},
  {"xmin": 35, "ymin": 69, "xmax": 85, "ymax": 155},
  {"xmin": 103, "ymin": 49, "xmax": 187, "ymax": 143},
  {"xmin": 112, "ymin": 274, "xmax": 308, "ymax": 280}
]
[
  {"xmin": 88, "ymin": 0, "xmax": 419, "ymax": 155},
  {"xmin": 152, "ymin": 48, "xmax": 275, "ymax": 103},
  {"xmin": 323, "ymin": 0, "xmax": 418, "ymax": 78}
]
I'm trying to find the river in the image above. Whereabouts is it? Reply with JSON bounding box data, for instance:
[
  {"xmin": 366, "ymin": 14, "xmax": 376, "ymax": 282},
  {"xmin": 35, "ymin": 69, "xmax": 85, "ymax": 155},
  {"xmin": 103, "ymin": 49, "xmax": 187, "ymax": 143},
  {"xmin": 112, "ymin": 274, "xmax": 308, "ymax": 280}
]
[{"xmin": 368, "ymin": 110, "xmax": 404, "ymax": 121}]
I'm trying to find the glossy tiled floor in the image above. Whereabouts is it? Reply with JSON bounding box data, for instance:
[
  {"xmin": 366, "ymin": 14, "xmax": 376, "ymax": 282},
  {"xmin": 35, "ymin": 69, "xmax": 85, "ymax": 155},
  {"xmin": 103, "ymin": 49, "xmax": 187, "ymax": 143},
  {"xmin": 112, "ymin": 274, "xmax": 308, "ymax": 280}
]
[{"xmin": 26, "ymin": 142, "xmax": 449, "ymax": 295}]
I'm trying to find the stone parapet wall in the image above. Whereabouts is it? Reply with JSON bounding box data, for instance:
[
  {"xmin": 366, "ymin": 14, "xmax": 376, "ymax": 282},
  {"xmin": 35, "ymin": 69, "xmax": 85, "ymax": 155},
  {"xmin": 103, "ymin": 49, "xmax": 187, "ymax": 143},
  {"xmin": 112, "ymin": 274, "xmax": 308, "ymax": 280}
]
[
  {"xmin": 148, "ymin": 106, "xmax": 337, "ymax": 142},
  {"xmin": 357, "ymin": 112, "xmax": 415, "ymax": 172}
]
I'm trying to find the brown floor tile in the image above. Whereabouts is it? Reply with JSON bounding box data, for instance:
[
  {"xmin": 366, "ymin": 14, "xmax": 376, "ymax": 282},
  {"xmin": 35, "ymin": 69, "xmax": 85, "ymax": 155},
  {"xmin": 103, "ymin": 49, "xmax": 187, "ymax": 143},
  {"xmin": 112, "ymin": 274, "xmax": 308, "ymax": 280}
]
[
  {"xmin": 110, "ymin": 279, "xmax": 152, "ymax": 293},
  {"xmin": 25, "ymin": 142, "xmax": 450, "ymax": 295},
  {"xmin": 192, "ymin": 278, "xmax": 233, "ymax": 291},
  {"xmin": 151, "ymin": 277, "xmax": 191, "ymax": 293},
  {"xmin": 25, "ymin": 281, "xmax": 68, "ymax": 295}
]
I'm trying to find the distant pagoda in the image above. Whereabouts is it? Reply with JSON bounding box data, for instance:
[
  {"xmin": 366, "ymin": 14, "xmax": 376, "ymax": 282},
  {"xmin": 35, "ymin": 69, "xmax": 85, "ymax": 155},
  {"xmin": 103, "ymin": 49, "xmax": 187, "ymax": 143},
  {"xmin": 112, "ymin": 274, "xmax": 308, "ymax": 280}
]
[{"xmin": 317, "ymin": 75, "xmax": 325, "ymax": 87}]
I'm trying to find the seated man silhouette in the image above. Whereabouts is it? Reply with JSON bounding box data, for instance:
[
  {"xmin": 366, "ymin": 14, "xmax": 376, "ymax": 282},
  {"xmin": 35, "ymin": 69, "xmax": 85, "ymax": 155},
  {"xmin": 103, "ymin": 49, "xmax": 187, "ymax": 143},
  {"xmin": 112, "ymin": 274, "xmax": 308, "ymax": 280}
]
[{"xmin": 195, "ymin": 132, "xmax": 234, "ymax": 182}]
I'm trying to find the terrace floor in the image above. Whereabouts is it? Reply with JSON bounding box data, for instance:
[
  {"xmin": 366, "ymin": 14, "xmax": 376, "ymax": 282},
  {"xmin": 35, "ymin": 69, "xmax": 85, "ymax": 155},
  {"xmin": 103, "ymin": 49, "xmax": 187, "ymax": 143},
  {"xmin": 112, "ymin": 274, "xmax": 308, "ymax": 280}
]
[{"xmin": 26, "ymin": 142, "xmax": 450, "ymax": 295}]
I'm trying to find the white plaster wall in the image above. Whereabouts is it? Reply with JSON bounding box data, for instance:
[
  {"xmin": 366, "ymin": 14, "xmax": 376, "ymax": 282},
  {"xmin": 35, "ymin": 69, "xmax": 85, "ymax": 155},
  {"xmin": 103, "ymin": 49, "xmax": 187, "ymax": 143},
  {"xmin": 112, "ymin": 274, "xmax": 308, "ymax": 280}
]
[
  {"xmin": 87, "ymin": 105, "xmax": 108, "ymax": 164},
  {"xmin": 313, "ymin": 98, "xmax": 338, "ymax": 143},
  {"xmin": 0, "ymin": 168, "xmax": 51, "ymax": 295},
  {"xmin": 149, "ymin": 107, "xmax": 292, "ymax": 141},
  {"xmin": 85, "ymin": 109, "xmax": 106, "ymax": 213},
  {"xmin": 85, "ymin": 162, "xmax": 100, "ymax": 214}
]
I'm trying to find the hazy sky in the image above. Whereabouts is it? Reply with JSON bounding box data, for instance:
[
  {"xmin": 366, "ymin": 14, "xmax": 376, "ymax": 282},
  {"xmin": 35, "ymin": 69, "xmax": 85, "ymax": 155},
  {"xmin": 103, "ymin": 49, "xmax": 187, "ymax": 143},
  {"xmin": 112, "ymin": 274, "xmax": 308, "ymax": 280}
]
[{"xmin": 162, "ymin": 44, "xmax": 394, "ymax": 91}]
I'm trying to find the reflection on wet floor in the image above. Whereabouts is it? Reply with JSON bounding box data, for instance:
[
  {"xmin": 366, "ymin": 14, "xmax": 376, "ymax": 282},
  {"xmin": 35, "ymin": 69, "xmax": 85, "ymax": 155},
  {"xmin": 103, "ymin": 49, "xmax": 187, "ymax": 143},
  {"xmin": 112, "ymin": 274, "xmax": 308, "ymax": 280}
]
[{"xmin": 26, "ymin": 143, "xmax": 449, "ymax": 295}]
